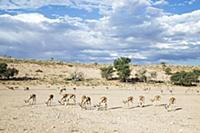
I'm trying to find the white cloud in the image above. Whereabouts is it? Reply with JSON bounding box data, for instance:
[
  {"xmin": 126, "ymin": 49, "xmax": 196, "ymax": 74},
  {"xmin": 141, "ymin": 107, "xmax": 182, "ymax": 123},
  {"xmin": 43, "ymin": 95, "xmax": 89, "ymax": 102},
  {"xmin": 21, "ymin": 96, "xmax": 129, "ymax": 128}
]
[
  {"xmin": 0, "ymin": 0, "xmax": 111, "ymax": 12},
  {"xmin": 0, "ymin": 0, "xmax": 200, "ymax": 64},
  {"xmin": 153, "ymin": 0, "xmax": 168, "ymax": 5},
  {"xmin": 10, "ymin": 13, "xmax": 60, "ymax": 23}
]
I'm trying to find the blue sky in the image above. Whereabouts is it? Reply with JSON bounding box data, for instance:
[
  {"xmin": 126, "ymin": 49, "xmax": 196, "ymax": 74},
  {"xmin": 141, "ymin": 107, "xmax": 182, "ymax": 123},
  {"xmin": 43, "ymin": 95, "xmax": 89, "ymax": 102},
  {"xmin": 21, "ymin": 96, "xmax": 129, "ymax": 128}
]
[{"xmin": 0, "ymin": 0, "xmax": 200, "ymax": 65}]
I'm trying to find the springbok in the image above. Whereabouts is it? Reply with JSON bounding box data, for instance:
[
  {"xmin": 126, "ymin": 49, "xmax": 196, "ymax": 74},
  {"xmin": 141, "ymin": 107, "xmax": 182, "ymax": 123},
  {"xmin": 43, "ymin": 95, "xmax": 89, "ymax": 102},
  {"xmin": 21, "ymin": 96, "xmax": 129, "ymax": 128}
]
[
  {"xmin": 150, "ymin": 95, "xmax": 161, "ymax": 105},
  {"xmin": 165, "ymin": 97, "xmax": 176, "ymax": 110},
  {"xmin": 139, "ymin": 96, "xmax": 145, "ymax": 107},
  {"xmin": 123, "ymin": 96, "xmax": 133, "ymax": 107},
  {"xmin": 24, "ymin": 94, "xmax": 36, "ymax": 105},
  {"xmin": 160, "ymin": 89, "xmax": 163, "ymax": 94},
  {"xmin": 169, "ymin": 89, "xmax": 173, "ymax": 94},
  {"xmin": 58, "ymin": 93, "xmax": 76, "ymax": 105},
  {"xmin": 24, "ymin": 87, "xmax": 29, "ymax": 91},
  {"xmin": 73, "ymin": 87, "xmax": 76, "ymax": 91},
  {"xmin": 7, "ymin": 86, "xmax": 14, "ymax": 90},
  {"xmin": 45, "ymin": 94, "xmax": 54, "ymax": 106},
  {"xmin": 80, "ymin": 95, "xmax": 91, "ymax": 108},
  {"xmin": 59, "ymin": 88, "xmax": 66, "ymax": 94},
  {"xmin": 98, "ymin": 96, "xmax": 108, "ymax": 110}
]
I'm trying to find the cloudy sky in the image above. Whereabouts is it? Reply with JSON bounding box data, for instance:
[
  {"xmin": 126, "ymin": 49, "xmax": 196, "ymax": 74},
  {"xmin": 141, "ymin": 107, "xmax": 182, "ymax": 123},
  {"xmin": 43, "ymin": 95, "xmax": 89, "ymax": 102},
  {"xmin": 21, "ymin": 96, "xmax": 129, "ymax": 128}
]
[{"xmin": 0, "ymin": 0, "xmax": 200, "ymax": 65}]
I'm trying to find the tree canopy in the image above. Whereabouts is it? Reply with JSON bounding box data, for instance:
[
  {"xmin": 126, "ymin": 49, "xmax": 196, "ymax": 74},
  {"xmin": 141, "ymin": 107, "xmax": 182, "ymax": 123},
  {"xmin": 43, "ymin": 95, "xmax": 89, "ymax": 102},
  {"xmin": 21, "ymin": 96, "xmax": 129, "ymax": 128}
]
[{"xmin": 0, "ymin": 63, "xmax": 19, "ymax": 79}]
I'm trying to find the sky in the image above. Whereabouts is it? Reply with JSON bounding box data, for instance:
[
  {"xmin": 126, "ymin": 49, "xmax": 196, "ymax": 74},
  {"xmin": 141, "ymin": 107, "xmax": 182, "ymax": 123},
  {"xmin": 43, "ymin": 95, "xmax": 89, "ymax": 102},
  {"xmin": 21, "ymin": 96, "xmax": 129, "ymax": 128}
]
[{"xmin": 0, "ymin": 0, "xmax": 200, "ymax": 65}]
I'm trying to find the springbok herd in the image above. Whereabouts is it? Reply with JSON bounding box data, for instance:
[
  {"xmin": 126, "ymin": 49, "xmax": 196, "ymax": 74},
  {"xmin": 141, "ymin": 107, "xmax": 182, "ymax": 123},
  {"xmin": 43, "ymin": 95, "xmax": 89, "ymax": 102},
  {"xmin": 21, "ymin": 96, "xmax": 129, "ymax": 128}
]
[{"xmin": 23, "ymin": 87, "xmax": 180, "ymax": 112}]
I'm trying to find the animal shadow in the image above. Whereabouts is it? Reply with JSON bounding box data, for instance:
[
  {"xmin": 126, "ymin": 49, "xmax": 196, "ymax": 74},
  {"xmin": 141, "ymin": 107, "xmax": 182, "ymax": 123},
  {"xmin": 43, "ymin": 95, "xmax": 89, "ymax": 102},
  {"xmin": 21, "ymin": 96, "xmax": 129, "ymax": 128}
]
[
  {"xmin": 108, "ymin": 106, "xmax": 123, "ymax": 110},
  {"xmin": 167, "ymin": 107, "xmax": 183, "ymax": 112}
]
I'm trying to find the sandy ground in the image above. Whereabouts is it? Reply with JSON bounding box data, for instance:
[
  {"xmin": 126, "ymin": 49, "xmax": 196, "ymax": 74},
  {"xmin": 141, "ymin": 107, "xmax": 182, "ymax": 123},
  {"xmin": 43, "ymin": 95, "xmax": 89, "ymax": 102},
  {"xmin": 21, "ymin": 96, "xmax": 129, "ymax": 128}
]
[{"xmin": 0, "ymin": 86, "xmax": 200, "ymax": 133}]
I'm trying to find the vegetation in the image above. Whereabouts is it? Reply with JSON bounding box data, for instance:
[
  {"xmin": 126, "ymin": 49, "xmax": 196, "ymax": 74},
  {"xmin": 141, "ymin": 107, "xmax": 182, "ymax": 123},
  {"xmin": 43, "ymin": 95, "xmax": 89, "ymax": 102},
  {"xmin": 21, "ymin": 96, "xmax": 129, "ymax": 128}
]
[
  {"xmin": 0, "ymin": 63, "xmax": 19, "ymax": 79},
  {"xmin": 150, "ymin": 72, "xmax": 157, "ymax": 79},
  {"xmin": 164, "ymin": 67, "xmax": 172, "ymax": 75},
  {"xmin": 113, "ymin": 57, "xmax": 131, "ymax": 82},
  {"xmin": 69, "ymin": 71, "xmax": 84, "ymax": 81},
  {"xmin": 100, "ymin": 65, "xmax": 115, "ymax": 80},
  {"xmin": 170, "ymin": 70, "xmax": 200, "ymax": 86},
  {"xmin": 160, "ymin": 62, "xmax": 166, "ymax": 68},
  {"xmin": 135, "ymin": 69, "xmax": 147, "ymax": 82},
  {"xmin": 193, "ymin": 69, "xmax": 200, "ymax": 76}
]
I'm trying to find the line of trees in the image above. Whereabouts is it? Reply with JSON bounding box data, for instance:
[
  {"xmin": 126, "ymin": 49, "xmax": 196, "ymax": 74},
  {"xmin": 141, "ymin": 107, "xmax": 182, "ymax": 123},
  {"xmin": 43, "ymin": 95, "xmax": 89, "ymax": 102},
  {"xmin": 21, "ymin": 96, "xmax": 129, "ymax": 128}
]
[{"xmin": 100, "ymin": 58, "xmax": 200, "ymax": 86}]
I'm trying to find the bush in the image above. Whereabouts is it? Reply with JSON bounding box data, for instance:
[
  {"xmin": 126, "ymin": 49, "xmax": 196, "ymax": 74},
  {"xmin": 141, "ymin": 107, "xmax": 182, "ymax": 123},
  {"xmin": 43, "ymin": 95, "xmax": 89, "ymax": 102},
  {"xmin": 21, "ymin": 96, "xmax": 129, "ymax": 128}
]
[
  {"xmin": 164, "ymin": 67, "xmax": 172, "ymax": 75},
  {"xmin": 0, "ymin": 63, "xmax": 8, "ymax": 78},
  {"xmin": 135, "ymin": 69, "xmax": 147, "ymax": 82},
  {"xmin": 0, "ymin": 63, "xmax": 18, "ymax": 79},
  {"xmin": 193, "ymin": 69, "xmax": 200, "ymax": 76},
  {"xmin": 100, "ymin": 65, "xmax": 115, "ymax": 80},
  {"xmin": 69, "ymin": 71, "xmax": 84, "ymax": 81},
  {"xmin": 114, "ymin": 57, "xmax": 131, "ymax": 82},
  {"xmin": 150, "ymin": 72, "xmax": 157, "ymax": 79},
  {"xmin": 35, "ymin": 69, "xmax": 43, "ymax": 73},
  {"xmin": 170, "ymin": 71, "xmax": 198, "ymax": 86}
]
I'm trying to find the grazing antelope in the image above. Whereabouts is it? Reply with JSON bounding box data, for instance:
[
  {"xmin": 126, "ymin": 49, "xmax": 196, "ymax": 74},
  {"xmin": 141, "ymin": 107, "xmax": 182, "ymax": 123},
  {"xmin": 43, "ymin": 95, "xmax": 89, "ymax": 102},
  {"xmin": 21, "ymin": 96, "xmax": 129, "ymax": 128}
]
[
  {"xmin": 80, "ymin": 95, "xmax": 87, "ymax": 105},
  {"xmin": 165, "ymin": 97, "xmax": 176, "ymax": 110},
  {"xmin": 7, "ymin": 86, "xmax": 14, "ymax": 90},
  {"xmin": 58, "ymin": 93, "xmax": 76, "ymax": 105},
  {"xmin": 185, "ymin": 88, "xmax": 193, "ymax": 94},
  {"xmin": 73, "ymin": 87, "xmax": 76, "ymax": 91},
  {"xmin": 24, "ymin": 87, "xmax": 29, "ymax": 91},
  {"xmin": 169, "ymin": 89, "xmax": 173, "ymax": 94},
  {"xmin": 45, "ymin": 94, "xmax": 54, "ymax": 106},
  {"xmin": 59, "ymin": 88, "xmax": 66, "ymax": 94},
  {"xmin": 150, "ymin": 95, "xmax": 161, "ymax": 105},
  {"xmin": 80, "ymin": 95, "xmax": 91, "ymax": 108},
  {"xmin": 139, "ymin": 96, "xmax": 145, "ymax": 107},
  {"xmin": 160, "ymin": 89, "xmax": 163, "ymax": 94},
  {"xmin": 24, "ymin": 94, "xmax": 36, "ymax": 105},
  {"xmin": 98, "ymin": 96, "xmax": 108, "ymax": 110},
  {"xmin": 123, "ymin": 96, "xmax": 134, "ymax": 107}
]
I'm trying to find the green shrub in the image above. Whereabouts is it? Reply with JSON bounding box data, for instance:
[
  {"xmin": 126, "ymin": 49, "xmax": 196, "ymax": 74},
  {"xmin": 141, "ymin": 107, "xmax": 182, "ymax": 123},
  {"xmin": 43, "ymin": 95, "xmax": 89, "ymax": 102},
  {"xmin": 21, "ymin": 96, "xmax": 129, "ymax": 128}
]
[
  {"xmin": 164, "ymin": 67, "xmax": 172, "ymax": 75},
  {"xmin": 69, "ymin": 71, "xmax": 84, "ymax": 81},
  {"xmin": 150, "ymin": 72, "xmax": 157, "ymax": 79},
  {"xmin": 100, "ymin": 65, "xmax": 115, "ymax": 80},
  {"xmin": 170, "ymin": 71, "xmax": 198, "ymax": 86},
  {"xmin": 0, "ymin": 63, "xmax": 19, "ymax": 79},
  {"xmin": 136, "ymin": 69, "xmax": 147, "ymax": 82},
  {"xmin": 193, "ymin": 69, "xmax": 200, "ymax": 76}
]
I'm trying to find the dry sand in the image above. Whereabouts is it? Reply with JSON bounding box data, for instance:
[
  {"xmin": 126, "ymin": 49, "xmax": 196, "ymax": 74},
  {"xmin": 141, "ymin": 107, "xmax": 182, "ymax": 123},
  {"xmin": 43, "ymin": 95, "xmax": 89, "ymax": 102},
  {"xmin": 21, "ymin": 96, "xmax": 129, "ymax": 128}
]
[{"xmin": 0, "ymin": 85, "xmax": 200, "ymax": 133}]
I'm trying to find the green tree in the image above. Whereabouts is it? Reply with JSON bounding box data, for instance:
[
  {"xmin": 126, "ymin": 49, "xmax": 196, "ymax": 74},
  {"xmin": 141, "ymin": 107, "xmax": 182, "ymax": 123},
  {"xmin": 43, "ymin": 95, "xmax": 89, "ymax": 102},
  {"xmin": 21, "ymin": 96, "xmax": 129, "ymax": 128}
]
[
  {"xmin": 113, "ymin": 57, "xmax": 131, "ymax": 82},
  {"xmin": 100, "ymin": 65, "xmax": 115, "ymax": 80}
]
